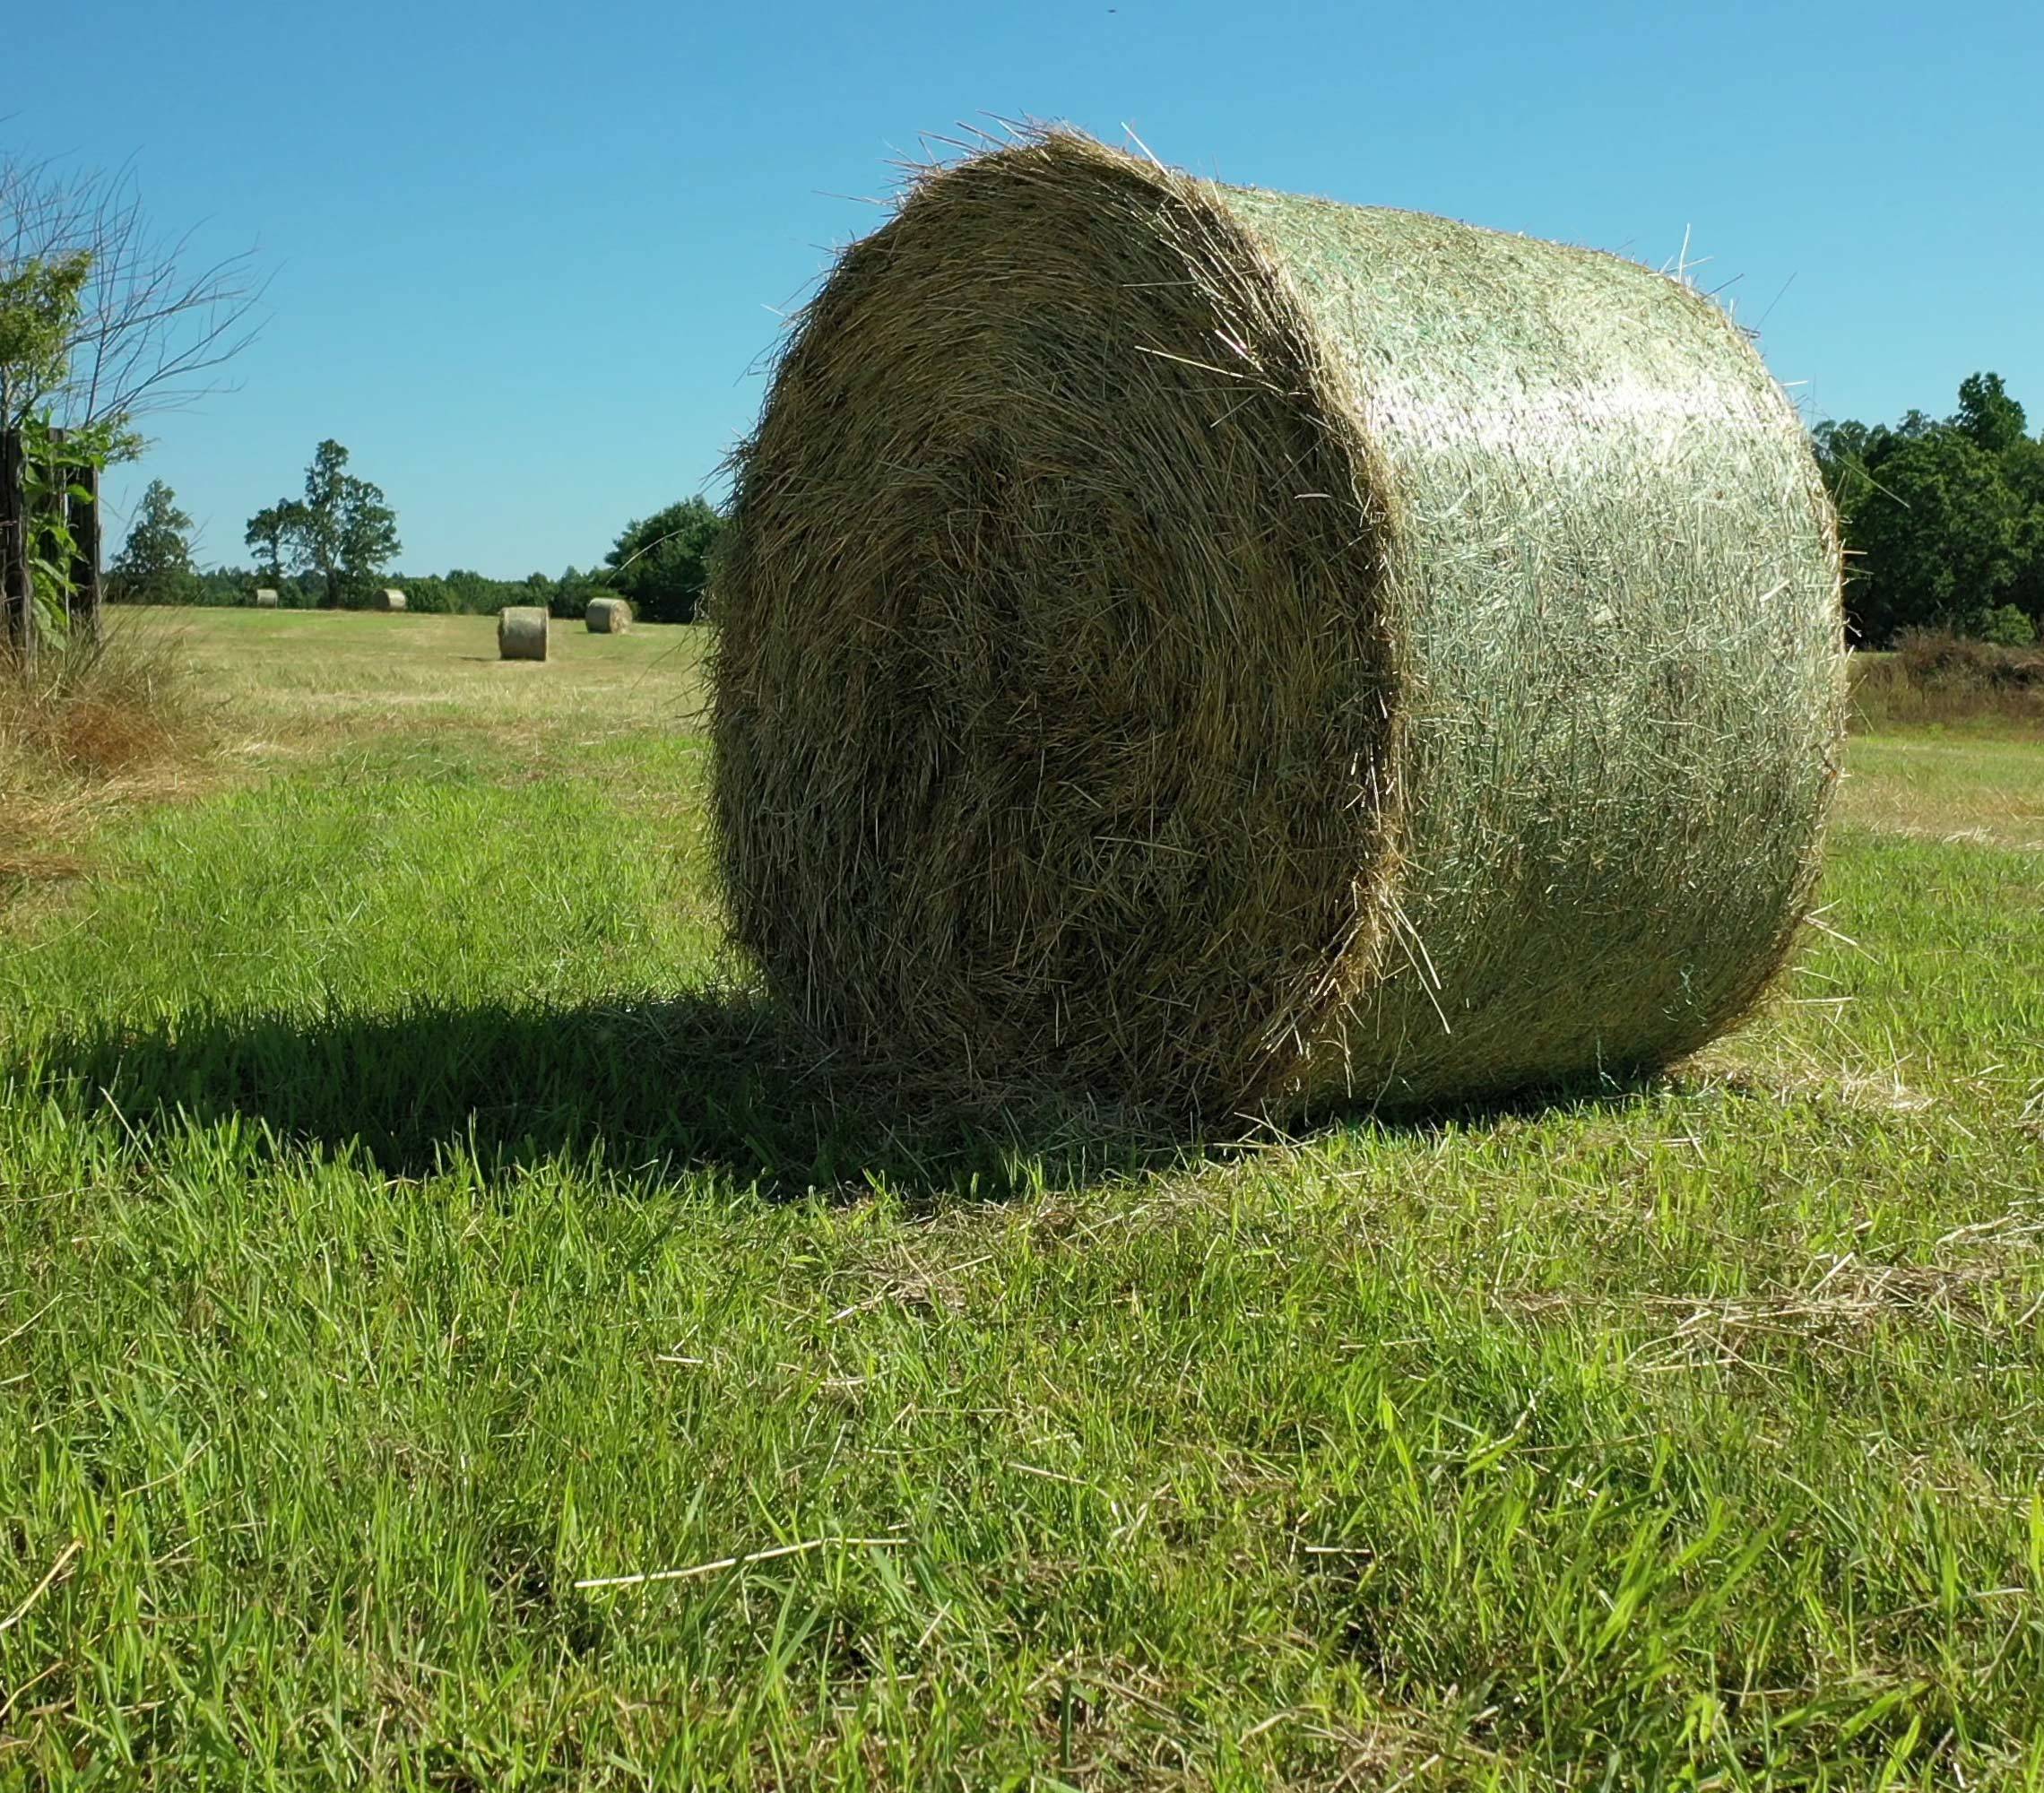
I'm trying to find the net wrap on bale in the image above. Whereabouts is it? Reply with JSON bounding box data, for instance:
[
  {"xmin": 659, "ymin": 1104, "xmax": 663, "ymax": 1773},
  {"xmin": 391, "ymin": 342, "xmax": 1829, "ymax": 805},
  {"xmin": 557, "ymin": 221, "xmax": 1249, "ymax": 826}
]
[{"xmin": 713, "ymin": 133, "xmax": 1844, "ymax": 1119}]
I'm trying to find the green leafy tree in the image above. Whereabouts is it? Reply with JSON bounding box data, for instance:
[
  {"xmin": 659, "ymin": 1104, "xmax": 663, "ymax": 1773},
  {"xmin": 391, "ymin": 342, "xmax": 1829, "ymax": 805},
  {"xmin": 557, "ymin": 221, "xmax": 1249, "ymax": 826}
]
[
  {"xmin": 244, "ymin": 502, "xmax": 298, "ymax": 584},
  {"xmin": 251, "ymin": 440, "xmax": 401, "ymax": 608},
  {"xmin": 0, "ymin": 251, "xmax": 91, "ymax": 424},
  {"xmin": 1999, "ymin": 434, "xmax": 2044, "ymax": 625},
  {"xmin": 1955, "ymin": 372, "xmax": 2027, "ymax": 455},
  {"xmin": 1814, "ymin": 372, "xmax": 2043, "ymax": 644},
  {"xmin": 1843, "ymin": 430, "xmax": 2026, "ymax": 640},
  {"xmin": 108, "ymin": 478, "xmax": 200, "ymax": 605},
  {"xmin": 603, "ymin": 497, "xmax": 724, "ymax": 623},
  {"xmin": 0, "ymin": 248, "xmax": 129, "ymax": 648}
]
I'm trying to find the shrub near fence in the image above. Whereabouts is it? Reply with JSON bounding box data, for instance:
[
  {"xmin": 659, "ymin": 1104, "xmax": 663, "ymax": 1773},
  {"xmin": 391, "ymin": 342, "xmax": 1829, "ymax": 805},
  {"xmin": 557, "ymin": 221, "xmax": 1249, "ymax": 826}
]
[{"xmin": 1850, "ymin": 633, "xmax": 2044, "ymax": 731}]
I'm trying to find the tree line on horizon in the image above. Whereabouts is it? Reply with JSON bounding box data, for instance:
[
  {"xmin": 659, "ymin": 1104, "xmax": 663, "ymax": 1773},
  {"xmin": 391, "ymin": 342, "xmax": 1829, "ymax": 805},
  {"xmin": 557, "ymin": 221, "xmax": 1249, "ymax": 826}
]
[
  {"xmin": 108, "ymin": 371, "xmax": 2044, "ymax": 648},
  {"xmin": 1814, "ymin": 371, "xmax": 2041, "ymax": 647},
  {"xmin": 108, "ymin": 439, "xmax": 725, "ymax": 624}
]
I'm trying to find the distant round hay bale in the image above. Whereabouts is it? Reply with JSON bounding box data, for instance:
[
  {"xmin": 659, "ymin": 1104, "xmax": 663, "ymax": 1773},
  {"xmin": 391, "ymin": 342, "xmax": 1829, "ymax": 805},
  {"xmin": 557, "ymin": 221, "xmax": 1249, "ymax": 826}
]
[
  {"xmin": 585, "ymin": 596, "xmax": 632, "ymax": 634},
  {"xmin": 713, "ymin": 133, "xmax": 1844, "ymax": 1119},
  {"xmin": 498, "ymin": 605, "xmax": 550, "ymax": 661},
  {"xmin": 374, "ymin": 588, "xmax": 407, "ymax": 612},
  {"xmin": 253, "ymin": 588, "xmax": 280, "ymax": 609}
]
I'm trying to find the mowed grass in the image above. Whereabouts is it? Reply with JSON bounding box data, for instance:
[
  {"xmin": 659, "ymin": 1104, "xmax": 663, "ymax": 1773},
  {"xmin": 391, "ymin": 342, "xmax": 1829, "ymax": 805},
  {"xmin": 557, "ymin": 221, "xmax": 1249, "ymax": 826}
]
[
  {"xmin": 166, "ymin": 605, "xmax": 713, "ymax": 752},
  {"xmin": 1838, "ymin": 735, "xmax": 2044, "ymax": 852},
  {"xmin": 2, "ymin": 612, "xmax": 2041, "ymax": 1789}
]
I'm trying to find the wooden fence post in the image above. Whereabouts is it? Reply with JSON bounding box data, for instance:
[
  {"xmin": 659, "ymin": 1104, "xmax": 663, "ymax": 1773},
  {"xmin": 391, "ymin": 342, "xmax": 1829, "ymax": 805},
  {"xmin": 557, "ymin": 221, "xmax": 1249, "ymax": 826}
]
[
  {"xmin": 58, "ymin": 439, "xmax": 103, "ymax": 645},
  {"xmin": 0, "ymin": 426, "xmax": 35, "ymax": 676}
]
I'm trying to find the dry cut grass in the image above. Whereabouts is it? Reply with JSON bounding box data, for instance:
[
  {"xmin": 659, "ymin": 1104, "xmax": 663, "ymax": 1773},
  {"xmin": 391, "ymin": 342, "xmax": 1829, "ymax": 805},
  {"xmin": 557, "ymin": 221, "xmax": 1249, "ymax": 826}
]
[
  {"xmin": 0, "ymin": 623, "xmax": 207, "ymax": 884},
  {"xmin": 1835, "ymin": 735, "xmax": 2044, "ymax": 850},
  {"xmin": 1850, "ymin": 635, "xmax": 2044, "ymax": 732}
]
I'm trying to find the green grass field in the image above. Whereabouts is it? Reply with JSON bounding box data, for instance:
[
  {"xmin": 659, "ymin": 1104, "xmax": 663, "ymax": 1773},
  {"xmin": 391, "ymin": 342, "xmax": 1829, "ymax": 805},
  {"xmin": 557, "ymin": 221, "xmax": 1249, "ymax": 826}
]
[{"xmin": 4, "ymin": 609, "xmax": 2041, "ymax": 1788}]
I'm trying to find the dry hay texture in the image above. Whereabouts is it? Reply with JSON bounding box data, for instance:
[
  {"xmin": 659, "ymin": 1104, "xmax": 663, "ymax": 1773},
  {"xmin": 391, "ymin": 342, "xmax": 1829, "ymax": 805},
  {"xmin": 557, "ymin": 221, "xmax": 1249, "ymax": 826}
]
[
  {"xmin": 374, "ymin": 588, "xmax": 407, "ymax": 612},
  {"xmin": 712, "ymin": 133, "xmax": 1845, "ymax": 1121},
  {"xmin": 586, "ymin": 596, "xmax": 633, "ymax": 633},
  {"xmin": 252, "ymin": 588, "xmax": 280, "ymax": 608},
  {"xmin": 498, "ymin": 606, "xmax": 550, "ymax": 661}
]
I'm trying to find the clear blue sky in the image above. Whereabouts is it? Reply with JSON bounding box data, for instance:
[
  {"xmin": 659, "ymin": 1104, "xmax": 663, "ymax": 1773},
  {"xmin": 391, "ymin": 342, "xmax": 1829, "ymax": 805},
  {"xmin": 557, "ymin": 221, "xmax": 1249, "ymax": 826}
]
[{"xmin": 12, "ymin": 0, "xmax": 2041, "ymax": 575}]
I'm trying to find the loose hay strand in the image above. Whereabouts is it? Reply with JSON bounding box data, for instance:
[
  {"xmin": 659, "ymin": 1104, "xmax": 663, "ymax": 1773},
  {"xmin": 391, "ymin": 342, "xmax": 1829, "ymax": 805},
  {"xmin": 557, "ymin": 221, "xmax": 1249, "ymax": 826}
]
[
  {"xmin": 576, "ymin": 1536, "xmax": 908, "ymax": 1591},
  {"xmin": 711, "ymin": 131, "xmax": 1844, "ymax": 1121}
]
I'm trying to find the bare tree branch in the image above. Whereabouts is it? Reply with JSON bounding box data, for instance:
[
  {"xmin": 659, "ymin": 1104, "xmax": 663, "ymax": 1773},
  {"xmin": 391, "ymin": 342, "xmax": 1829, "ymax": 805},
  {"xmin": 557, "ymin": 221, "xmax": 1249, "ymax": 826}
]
[{"xmin": 2, "ymin": 149, "xmax": 268, "ymax": 431}]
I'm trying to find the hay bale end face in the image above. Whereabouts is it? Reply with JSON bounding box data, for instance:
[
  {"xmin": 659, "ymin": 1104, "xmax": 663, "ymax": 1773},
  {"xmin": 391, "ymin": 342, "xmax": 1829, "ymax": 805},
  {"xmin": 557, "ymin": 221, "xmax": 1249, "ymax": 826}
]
[
  {"xmin": 498, "ymin": 605, "xmax": 550, "ymax": 662},
  {"xmin": 585, "ymin": 596, "xmax": 632, "ymax": 634},
  {"xmin": 374, "ymin": 588, "xmax": 407, "ymax": 612},
  {"xmin": 714, "ymin": 133, "xmax": 1845, "ymax": 1120},
  {"xmin": 253, "ymin": 588, "xmax": 280, "ymax": 608}
]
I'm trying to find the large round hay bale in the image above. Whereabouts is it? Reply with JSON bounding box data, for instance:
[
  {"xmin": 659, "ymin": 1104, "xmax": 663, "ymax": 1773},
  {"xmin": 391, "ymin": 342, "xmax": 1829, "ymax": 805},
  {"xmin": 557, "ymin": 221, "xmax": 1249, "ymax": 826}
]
[
  {"xmin": 585, "ymin": 596, "xmax": 632, "ymax": 634},
  {"xmin": 374, "ymin": 588, "xmax": 407, "ymax": 612},
  {"xmin": 498, "ymin": 605, "xmax": 550, "ymax": 662},
  {"xmin": 713, "ymin": 134, "xmax": 1844, "ymax": 1119},
  {"xmin": 252, "ymin": 588, "xmax": 280, "ymax": 609}
]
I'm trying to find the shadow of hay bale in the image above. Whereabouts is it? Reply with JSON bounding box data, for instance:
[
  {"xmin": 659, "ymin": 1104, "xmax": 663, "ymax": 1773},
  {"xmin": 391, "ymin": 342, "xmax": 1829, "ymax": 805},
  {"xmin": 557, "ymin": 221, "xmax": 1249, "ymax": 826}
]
[
  {"xmin": 18, "ymin": 986, "xmax": 1667, "ymax": 1204},
  {"xmin": 19, "ymin": 990, "xmax": 1174, "ymax": 1202}
]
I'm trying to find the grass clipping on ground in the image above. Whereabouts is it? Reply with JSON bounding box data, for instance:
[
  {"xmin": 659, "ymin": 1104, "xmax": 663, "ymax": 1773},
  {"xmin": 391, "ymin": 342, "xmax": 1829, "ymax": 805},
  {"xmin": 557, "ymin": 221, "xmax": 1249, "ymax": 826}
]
[{"xmin": 713, "ymin": 132, "xmax": 1846, "ymax": 1121}]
